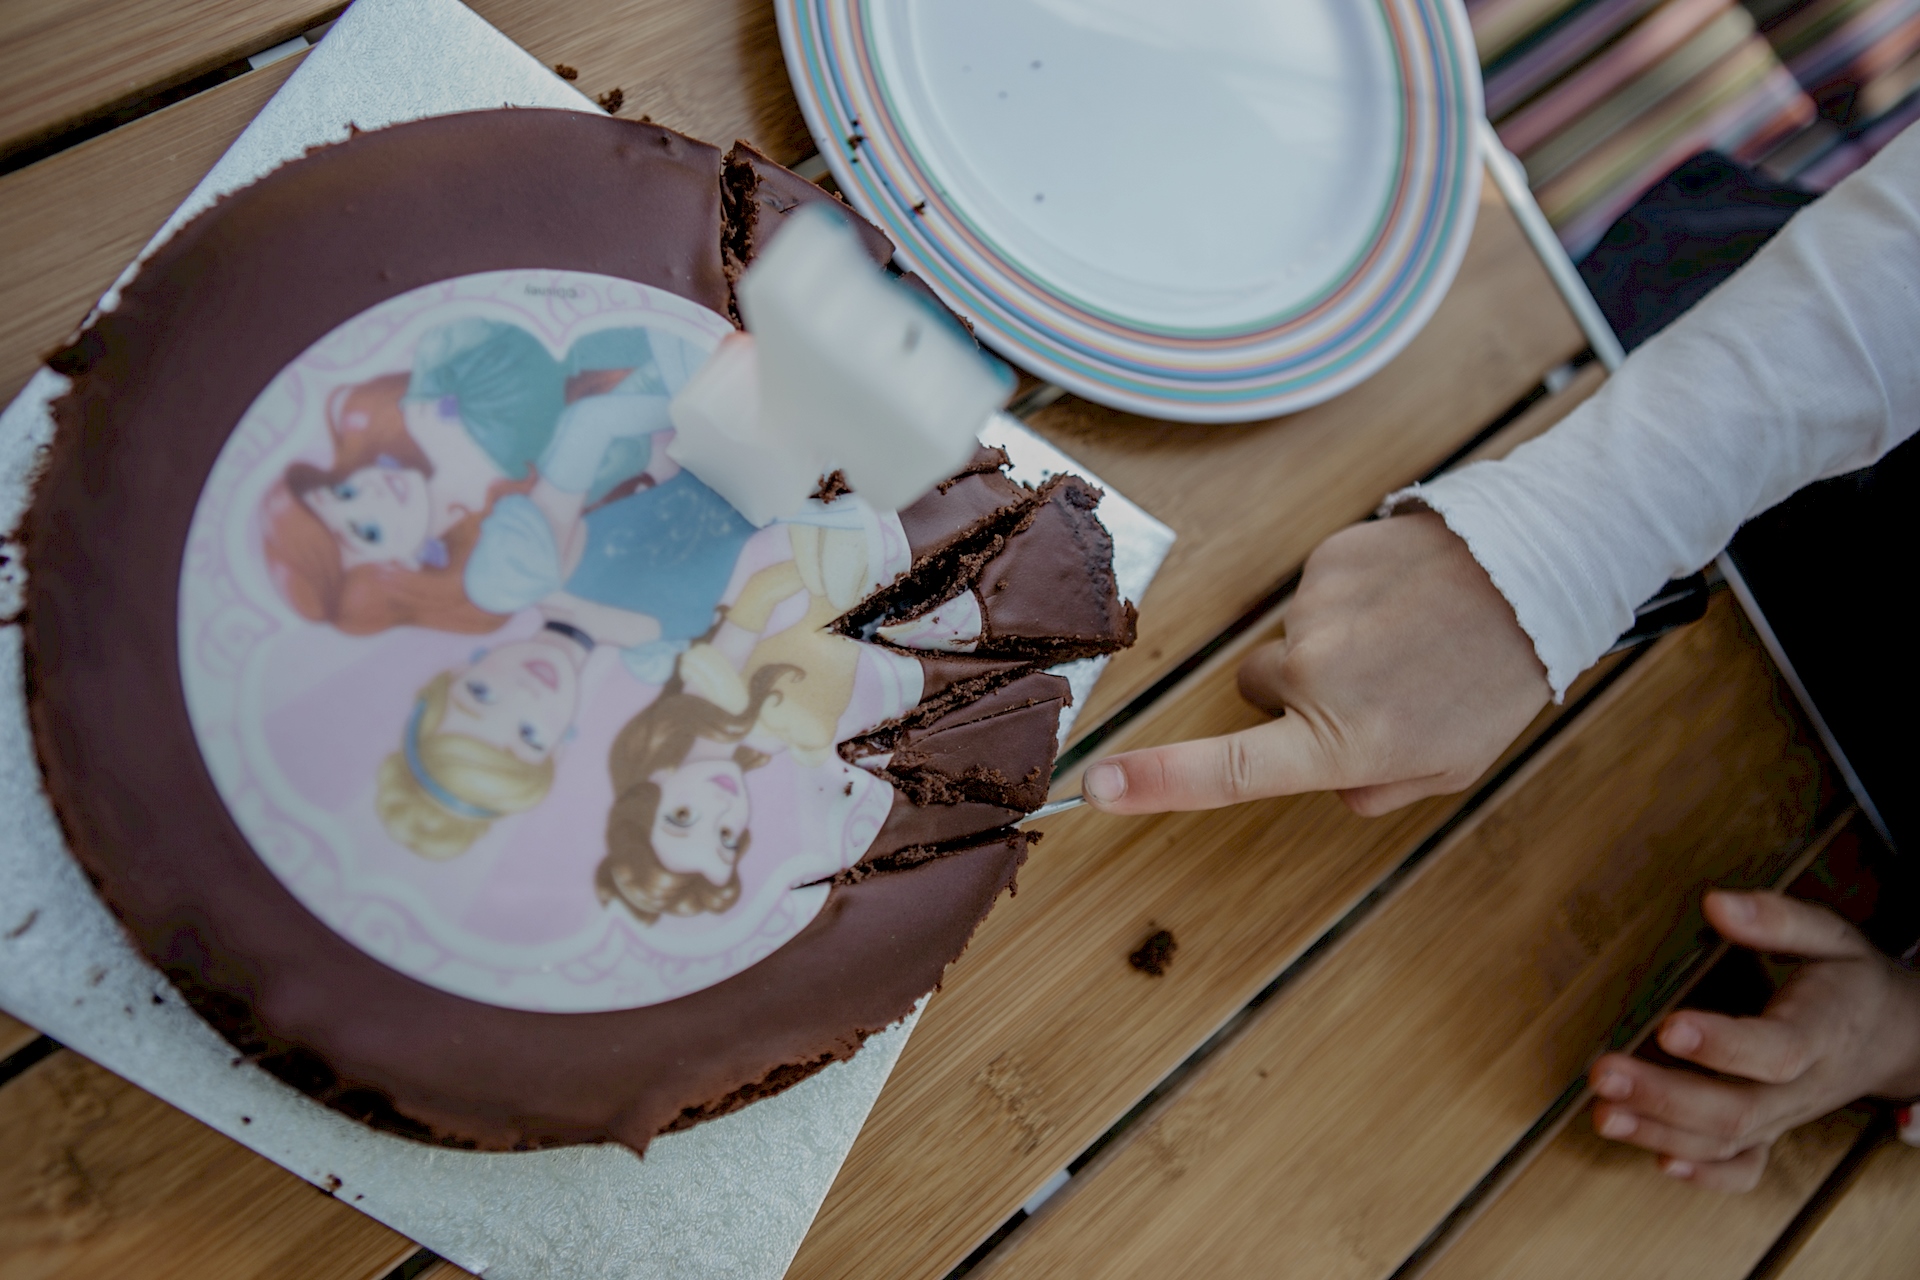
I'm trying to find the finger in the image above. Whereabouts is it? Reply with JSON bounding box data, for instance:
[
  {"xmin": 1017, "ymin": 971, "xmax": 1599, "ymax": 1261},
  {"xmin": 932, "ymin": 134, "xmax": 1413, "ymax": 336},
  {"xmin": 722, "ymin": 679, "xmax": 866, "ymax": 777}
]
[
  {"xmin": 1590, "ymin": 1102, "xmax": 1763, "ymax": 1164},
  {"xmin": 1657, "ymin": 1009, "xmax": 1815, "ymax": 1085},
  {"xmin": 1705, "ymin": 891, "xmax": 1870, "ymax": 961},
  {"xmin": 1338, "ymin": 774, "xmax": 1454, "ymax": 817},
  {"xmin": 1082, "ymin": 716, "xmax": 1341, "ymax": 814},
  {"xmin": 1589, "ymin": 1055, "xmax": 1777, "ymax": 1152},
  {"xmin": 1662, "ymin": 1146, "xmax": 1769, "ymax": 1193}
]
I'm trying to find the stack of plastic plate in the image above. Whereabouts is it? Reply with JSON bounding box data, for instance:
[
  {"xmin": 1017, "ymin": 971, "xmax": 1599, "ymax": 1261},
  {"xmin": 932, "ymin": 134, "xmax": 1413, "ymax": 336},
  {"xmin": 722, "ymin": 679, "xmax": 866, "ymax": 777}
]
[{"xmin": 777, "ymin": 0, "xmax": 1484, "ymax": 422}]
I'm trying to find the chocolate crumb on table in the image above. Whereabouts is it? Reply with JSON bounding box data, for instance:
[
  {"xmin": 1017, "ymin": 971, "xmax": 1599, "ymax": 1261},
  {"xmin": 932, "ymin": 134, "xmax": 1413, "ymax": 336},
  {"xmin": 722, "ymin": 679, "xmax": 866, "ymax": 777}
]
[
  {"xmin": 597, "ymin": 87, "xmax": 624, "ymax": 114},
  {"xmin": 1129, "ymin": 928, "xmax": 1178, "ymax": 976},
  {"xmin": 553, "ymin": 63, "xmax": 578, "ymax": 80}
]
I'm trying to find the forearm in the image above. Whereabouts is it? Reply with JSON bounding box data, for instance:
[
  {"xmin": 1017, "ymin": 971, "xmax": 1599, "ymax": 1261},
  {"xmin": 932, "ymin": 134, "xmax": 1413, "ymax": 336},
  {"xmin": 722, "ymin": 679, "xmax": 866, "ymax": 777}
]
[{"xmin": 1392, "ymin": 125, "xmax": 1920, "ymax": 696}]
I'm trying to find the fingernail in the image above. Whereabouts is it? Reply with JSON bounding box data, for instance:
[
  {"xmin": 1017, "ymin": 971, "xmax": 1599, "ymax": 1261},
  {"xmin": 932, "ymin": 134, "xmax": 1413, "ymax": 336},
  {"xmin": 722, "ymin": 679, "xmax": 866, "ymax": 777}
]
[
  {"xmin": 1085, "ymin": 762, "xmax": 1126, "ymax": 806},
  {"xmin": 1663, "ymin": 1020, "xmax": 1703, "ymax": 1054},
  {"xmin": 1594, "ymin": 1070, "xmax": 1632, "ymax": 1100},
  {"xmin": 1716, "ymin": 892, "xmax": 1756, "ymax": 923},
  {"xmin": 1598, "ymin": 1111, "xmax": 1636, "ymax": 1138},
  {"xmin": 1664, "ymin": 1160, "xmax": 1694, "ymax": 1179}
]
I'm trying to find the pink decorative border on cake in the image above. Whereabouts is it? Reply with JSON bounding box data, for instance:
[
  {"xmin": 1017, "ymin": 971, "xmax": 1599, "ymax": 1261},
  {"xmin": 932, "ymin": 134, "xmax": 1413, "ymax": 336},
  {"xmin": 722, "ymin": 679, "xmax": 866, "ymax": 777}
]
[{"xmin": 178, "ymin": 270, "xmax": 914, "ymax": 1012}]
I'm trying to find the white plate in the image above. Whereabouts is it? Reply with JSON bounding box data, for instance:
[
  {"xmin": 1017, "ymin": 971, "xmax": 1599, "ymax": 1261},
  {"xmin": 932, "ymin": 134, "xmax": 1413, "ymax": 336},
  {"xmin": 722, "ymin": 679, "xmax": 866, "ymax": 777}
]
[{"xmin": 778, "ymin": 0, "xmax": 1484, "ymax": 421}]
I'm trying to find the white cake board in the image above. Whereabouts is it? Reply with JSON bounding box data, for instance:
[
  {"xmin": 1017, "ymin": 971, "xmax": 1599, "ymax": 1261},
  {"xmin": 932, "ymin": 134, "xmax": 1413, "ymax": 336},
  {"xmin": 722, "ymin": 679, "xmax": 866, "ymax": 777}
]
[{"xmin": 0, "ymin": 1, "xmax": 1174, "ymax": 1276}]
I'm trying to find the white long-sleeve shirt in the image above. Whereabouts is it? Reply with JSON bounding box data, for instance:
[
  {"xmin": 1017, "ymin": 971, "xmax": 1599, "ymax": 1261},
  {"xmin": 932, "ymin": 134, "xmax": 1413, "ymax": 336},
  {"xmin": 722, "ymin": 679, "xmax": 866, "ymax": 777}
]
[{"xmin": 1387, "ymin": 124, "xmax": 1920, "ymax": 698}]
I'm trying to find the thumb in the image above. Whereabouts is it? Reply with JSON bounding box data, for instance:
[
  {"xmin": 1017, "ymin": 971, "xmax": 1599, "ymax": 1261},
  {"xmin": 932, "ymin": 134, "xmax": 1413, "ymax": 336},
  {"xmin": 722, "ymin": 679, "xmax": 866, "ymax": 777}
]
[
  {"xmin": 1705, "ymin": 890, "xmax": 1870, "ymax": 961},
  {"xmin": 1082, "ymin": 714, "xmax": 1340, "ymax": 814}
]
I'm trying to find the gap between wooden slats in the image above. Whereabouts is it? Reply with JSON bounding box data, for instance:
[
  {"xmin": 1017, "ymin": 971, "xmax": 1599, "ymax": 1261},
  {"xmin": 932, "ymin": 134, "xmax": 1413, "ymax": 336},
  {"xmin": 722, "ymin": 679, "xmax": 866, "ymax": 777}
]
[
  {"xmin": 967, "ymin": 594, "xmax": 1839, "ymax": 1280},
  {"xmin": 1758, "ymin": 1124, "xmax": 1920, "ymax": 1279}
]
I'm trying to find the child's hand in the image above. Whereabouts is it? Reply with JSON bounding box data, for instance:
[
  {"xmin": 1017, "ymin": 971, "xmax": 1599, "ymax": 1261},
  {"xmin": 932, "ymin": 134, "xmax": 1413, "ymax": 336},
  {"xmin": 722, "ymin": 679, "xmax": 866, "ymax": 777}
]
[
  {"xmin": 1589, "ymin": 891, "xmax": 1920, "ymax": 1193},
  {"xmin": 1084, "ymin": 513, "xmax": 1550, "ymax": 816}
]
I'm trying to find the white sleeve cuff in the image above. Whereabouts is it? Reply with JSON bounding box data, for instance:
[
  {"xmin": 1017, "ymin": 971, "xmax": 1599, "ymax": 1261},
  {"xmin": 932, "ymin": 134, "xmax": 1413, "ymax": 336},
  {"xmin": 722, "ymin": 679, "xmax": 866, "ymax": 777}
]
[{"xmin": 1381, "ymin": 465, "xmax": 1636, "ymax": 702}]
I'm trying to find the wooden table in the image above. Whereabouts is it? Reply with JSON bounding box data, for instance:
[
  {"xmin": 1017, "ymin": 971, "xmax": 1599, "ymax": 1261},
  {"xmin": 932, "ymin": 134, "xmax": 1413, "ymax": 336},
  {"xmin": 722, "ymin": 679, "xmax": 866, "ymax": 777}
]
[{"xmin": 0, "ymin": 3, "xmax": 1912, "ymax": 1278}]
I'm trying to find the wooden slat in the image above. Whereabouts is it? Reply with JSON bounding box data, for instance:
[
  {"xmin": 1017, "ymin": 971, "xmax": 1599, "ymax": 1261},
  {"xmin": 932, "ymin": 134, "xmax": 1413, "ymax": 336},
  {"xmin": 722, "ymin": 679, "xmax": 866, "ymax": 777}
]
[
  {"xmin": 0, "ymin": 55, "xmax": 302, "ymax": 407},
  {"xmin": 0, "ymin": 1011, "xmax": 42, "ymax": 1062},
  {"xmin": 1419, "ymin": 1108, "xmax": 1872, "ymax": 1280},
  {"xmin": 0, "ymin": 0, "xmax": 329, "ymax": 162},
  {"xmin": 1026, "ymin": 181, "xmax": 1586, "ymax": 729},
  {"xmin": 1772, "ymin": 1137, "xmax": 1920, "ymax": 1279},
  {"xmin": 974, "ymin": 594, "xmax": 1834, "ymax": 1280},
  {"xmin": 0, "ymin": 1050, "xmax": 414, "ymax": 1280},
  {"xmin": 472, "ymin": 0, "xmax": 814, "ymax": 165}
]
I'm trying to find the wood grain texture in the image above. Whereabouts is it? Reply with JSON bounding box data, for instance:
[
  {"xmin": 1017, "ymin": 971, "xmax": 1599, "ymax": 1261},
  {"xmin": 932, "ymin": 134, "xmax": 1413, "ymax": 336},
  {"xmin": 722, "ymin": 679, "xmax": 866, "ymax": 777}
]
[
  {"xmin": 0, "ymin": 55, "xmax": 300, "ymax": 408},
  {"xmin": 1419, "ymin": 1107, "xmax": 1872, "ymax": 1280},
  {"xmin": 1771, "ymin": 1137, "xmax": 1920, "ymax": 1280},
  {"xmin": 0, "ymin": 0, "xmax": 328, "ymax": 161},
  {"xmin": 0, "ymin": 1050, "xmax": 413, "ymax": 1280},
  {"xmin": 1027, "ymin": 180, "xmax": 1587, "ymax": 730},
  {"xmin": 0, "ymin": 1012, "xmax": 42, "ymax": 1062},
  {"xmin": 975, "ymin": 595, "xmax": 1833, "ymax": 1280},
  {"xmin": 473, "ymin": 0, "xmax": 813, "ymax": 165},
  {"xmin": 788, "ymin": 640, "xmax": 1625, "ymax": 1277}
]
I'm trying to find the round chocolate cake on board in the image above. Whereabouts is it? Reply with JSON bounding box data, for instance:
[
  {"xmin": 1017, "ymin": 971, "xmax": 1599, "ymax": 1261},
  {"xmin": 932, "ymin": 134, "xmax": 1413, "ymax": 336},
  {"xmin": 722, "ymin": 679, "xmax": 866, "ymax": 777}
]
[{"xmin": 23, "ymin": 109, "xmax": 1134, "ymax": 1154}]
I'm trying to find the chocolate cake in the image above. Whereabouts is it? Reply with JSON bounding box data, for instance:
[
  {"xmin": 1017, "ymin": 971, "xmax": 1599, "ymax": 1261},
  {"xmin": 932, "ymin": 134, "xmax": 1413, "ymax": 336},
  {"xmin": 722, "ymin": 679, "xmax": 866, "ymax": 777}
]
[{"xmin": 21, "ymin": 108, "xmax": 1133, "ymax": 1155}]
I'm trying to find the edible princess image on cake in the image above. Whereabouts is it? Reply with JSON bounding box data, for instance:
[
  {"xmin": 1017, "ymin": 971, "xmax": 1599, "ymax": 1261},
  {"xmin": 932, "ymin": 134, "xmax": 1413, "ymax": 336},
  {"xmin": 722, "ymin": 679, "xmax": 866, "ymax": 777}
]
[{"xmin": 177, "ymin": 269, "xmax": 923, "ymax": 1013}]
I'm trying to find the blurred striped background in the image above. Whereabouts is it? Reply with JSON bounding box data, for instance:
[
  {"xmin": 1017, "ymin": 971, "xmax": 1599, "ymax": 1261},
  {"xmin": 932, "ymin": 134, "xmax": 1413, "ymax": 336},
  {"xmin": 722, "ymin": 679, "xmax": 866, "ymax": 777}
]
[{"xmin": 1476, "ymin": 0, "xmax": 1920, "ymax": 253}]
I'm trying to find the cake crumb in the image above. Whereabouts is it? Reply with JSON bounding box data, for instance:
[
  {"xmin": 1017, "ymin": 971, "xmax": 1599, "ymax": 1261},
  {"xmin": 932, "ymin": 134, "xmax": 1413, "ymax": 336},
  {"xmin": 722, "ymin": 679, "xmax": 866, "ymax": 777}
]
[
  {"xmin": 598, "ymin": 87, "xmax": 625, "ymax": 114},
  {"xmin": 813, "ymin": 470, "xmax": 852, "ymax": 503},
  {"xmin": 1128, "ymin": 928, "xmax": 1177, "ymax": 977},
  {"xmin": 553, "ymin": 63, "xmax": 579, "ymax": 80},
  {"xmin": 322, "ymin": 1174, "xmax": 342, "ymax": 1195}
]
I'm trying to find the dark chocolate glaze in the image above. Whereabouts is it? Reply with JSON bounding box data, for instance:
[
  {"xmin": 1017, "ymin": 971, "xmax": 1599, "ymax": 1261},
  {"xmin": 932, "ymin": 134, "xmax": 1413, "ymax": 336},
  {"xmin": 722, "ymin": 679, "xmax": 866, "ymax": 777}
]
[
  {"xmin": 839, "ymin": 447, "xmax": 1038, "ymax": 632},
  {"xmin": 872, "ymin": 671, "xmax": 1070, "ymax": 811},
  {"xmin": 900, "ymin": 470, "xmax": 1035, "ymax": 564},
  {"xmin": 862, "ymin": 791, "xmax": 1027, "ymax": 864},
  {"xmin": 22, "ymin": 109, "xmax": 1079, "ymax": 1155},
  {"xmin": 962, "ymin": 477, "xmax": 1138, "ymax": 660},
  {"xmin": 912, "ymin": 652, "xmax": 1030, "ymax": 709},
  {"xmin": 722, "ymin": 139, "xmax": 895, "ymax": 277}
]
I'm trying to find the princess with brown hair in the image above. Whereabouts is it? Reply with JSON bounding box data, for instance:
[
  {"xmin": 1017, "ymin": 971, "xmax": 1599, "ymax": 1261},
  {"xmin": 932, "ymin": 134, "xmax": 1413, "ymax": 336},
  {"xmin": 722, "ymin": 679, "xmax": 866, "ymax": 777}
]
[
  {"xmin": 595, "ymin": 511, "xmax": 928, "ymax": 926},
  {"xmin": 594, "ymin": 664, "xmax": 796, "ymax": 923}
]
